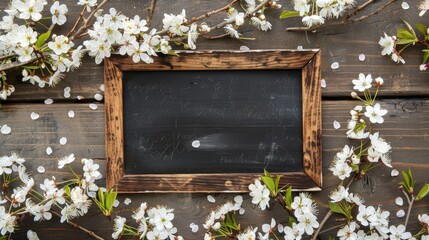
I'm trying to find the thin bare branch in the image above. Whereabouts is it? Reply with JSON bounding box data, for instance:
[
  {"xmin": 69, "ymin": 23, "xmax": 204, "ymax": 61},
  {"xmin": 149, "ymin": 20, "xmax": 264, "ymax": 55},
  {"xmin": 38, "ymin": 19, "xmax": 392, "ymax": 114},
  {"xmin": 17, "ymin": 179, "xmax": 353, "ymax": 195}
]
[
  {"xmin": 51, "ymin": 211, "xmax": 105, "ymax": 240},
  {"xmin": 146, "ymin": 0, "xmax": 157, "ymax": 27}
]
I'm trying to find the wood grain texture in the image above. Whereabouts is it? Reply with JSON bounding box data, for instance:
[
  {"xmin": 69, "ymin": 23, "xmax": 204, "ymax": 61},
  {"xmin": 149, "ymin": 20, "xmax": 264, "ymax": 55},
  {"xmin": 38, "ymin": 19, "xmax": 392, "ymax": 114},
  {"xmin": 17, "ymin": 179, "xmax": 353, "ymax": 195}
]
[
  {"xmin": 302, "ymin": 51, "xmax": 322, "ymax": 187},
  {"xmin": 105, "ymin": 50, "xmax": 322, "ymax": 192},
  {"xmin": 1, "ymin": 0, "xmax": 428, "ymax": 102},
  {"xmin": 1, "ymin": 99, "xmax": 427, "ymax": 239},
  {"xmin": 109, "ymin": 50, "xmax": 319, "ymax": 71},
  {"xmin": 104, "ymin": 59, "xmax": 125, "ymax": 190}
]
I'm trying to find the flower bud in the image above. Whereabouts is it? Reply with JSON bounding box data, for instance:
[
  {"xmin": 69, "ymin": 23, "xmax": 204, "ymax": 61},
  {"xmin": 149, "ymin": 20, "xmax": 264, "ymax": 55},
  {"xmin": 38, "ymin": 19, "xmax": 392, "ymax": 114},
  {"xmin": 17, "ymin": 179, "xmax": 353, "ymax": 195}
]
[
  {"xmin": 259, "ymin": 14, "xmax": 266, "ymax": 20},
  {"xmin": 375, "ymin": 77, "xmax": 384, "ymax": 86},
  {"xmin": 420, "ymin": 64, "xmax": 428, "ymax": 71},
  {"xmin": 354, "ymin": 105, "xmax": 363, "ymax": 111},
  {"xmin": 351, "ymin": 92, "xmax": 358, "ymax": 98}
]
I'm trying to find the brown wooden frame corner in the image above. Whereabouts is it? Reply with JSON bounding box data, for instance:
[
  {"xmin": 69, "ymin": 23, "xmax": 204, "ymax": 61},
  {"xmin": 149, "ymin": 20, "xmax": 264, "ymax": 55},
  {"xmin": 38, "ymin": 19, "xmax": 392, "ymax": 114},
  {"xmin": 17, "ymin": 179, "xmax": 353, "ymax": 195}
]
[{"xmin": 104, "ymin": 50, "xmax": 322, "ymax": 193}]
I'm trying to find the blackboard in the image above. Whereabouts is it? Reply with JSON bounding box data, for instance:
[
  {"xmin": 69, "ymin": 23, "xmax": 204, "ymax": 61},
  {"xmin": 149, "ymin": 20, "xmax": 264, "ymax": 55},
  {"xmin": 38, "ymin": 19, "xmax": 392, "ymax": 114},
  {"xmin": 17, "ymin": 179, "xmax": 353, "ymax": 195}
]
[
  {"xmin": 123, "ymin": 70, "xmax": 303, "ymax": 174},
  {"xmin": 104, "ymin": 50, "xmax": 322, "ymax": 192}
]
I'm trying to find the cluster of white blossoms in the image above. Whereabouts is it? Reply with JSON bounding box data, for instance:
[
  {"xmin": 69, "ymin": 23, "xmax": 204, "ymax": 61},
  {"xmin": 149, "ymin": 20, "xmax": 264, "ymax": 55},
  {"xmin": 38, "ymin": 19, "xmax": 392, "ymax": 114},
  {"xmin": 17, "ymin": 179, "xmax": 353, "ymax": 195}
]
[
  {"xmin": 378, "ymin": 33, "xmax": 406, "ymax": 65},
  {"xmin": 203, "ymin": 197, "xmax": 243, "ymax": 239},
  {"xmin": 0, "ymin": 0, "xmax": 280, "ymax": 100},
  {"xmin": 0, "ymin": 152, "xmax": 103, "ymax": 237},
  {"xmin": 286, "ymin": 193, "xmax": 319, "ymax": 239},
  {"xmin": 330, "ymin": 186, "xmax": 414, "ymax": 239},
  {"xmin": 292, "ymin": 0, "xmax": 355, "ymax": 27},
  {"xmin": 112, "ymin": 203, "xmax": 182, "ymax": 240},
  {"xmin": 248, "ymin": 179, "xmax": 270, "ymax": 210}
]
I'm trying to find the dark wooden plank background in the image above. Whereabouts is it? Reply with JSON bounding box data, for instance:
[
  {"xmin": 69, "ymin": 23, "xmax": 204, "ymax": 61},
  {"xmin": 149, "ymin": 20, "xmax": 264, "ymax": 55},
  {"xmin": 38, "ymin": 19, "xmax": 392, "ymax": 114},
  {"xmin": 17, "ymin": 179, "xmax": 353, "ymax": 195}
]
[{"xmin": 0, "ymin": 0, "xmax": 428, "ymax": 239}]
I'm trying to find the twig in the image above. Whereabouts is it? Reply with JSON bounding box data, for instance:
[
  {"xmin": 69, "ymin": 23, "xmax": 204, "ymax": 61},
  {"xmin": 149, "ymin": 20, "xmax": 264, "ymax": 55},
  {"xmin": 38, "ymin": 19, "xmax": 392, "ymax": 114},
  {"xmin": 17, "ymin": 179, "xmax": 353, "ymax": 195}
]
[
  {"xmin": 311, "ymin": 174, "xmax": 357, "ymax": 240},
  {"xmin": 51, "ymin": 211, "xmax": 105, "ymax": 240},
  {"xmin": 67, "ymin": 7, "xmax": 87, "ymax": 38},
  {"xmin": 0, "ymin": 55, "xmax": 44, "ymax": 72},
  {"xmin": 146, "ymin": 0, "xmax": 157, "ymax": 28},
  {"xmin": 213, "ymin": 0, "xmax": 270, "ymax": 30},
  {"xmin": 346, "ymin": 0, "xmax": 374, "ymax": 19},
  {"xmin": 155, "ymin": 0, "xmax": 239, "ymax": 35},
  {"xmin": 318, "ymin": 223, "xmax": 344, "ymax": 234},
  {"xmin": 201, "ymin": 33, "xmax": 230, "ymax": 40},
  {"xmin": 70, "ymin": 0, "xmax": 111, "ymax": 40},
  {"xmin": 402, "ymin": 191, "xmax": 415, "ymax": 229},
  {"xmin": 287, "ymin": 0, "xmax": 398, "ymax": 31}
]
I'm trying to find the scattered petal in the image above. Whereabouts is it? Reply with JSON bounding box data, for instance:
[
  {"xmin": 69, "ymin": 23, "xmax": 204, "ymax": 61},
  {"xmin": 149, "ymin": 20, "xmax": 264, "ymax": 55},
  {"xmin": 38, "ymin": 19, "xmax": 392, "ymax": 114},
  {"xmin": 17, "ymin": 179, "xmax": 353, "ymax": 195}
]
[
  {"xmin": 240, "ymin": 46, "xmax": 250, "ymax": 51},
  {"xmin": 1, "ymin": 125, "xmax": 11, "ymax": 135},
  {"xmin": 321, "ymin": 79, "xmax": 327, "ymax": 88},
  {"xmin": 331, "ymin": 62, "xmax": 339, "ymax": 70},
  {"xmin": 239, "ymin": 208, "xmax": 245, "ymax": 215},
  {"xmin": 68, "ymin": 110, "xmax": 75, "ymax": 118},
  {"xmin": 59, "ymin": 137, "xmax": 67, "ymax": 145},
  {"xmin": 192, "ymin": 140, "xmax": 200, "ymax": 148},
  {"xmin": 77, "ymin": 96, "xmax": 84, "ymax": 100},
  {"xmin": 401, "ymin": 2, "xmax": 409, "ymax": 9},
  {"xmin": 100, "ymin": 84, "xmax": 105, "ymax": 92},
  {"xmin": 234, "ymin": 195, "xmax": 243, "ymax": 204},
  {"xmin": 359, "ymin": 54, "xmax": 366, "ymax": 61},
  {"xmin": 207, "ymin": 195, "xmax": 216, "ymax": 203},
  {"xmin": 44, "ymin": 98, "xmax": 53, "ymax": 105},
  {"xmin": 37, "ymin": 166, "xmax": 45, "ymax": 173},
  {"xmin": 191, "ymin": 224, "xmax": 199, "ymax": 233},
  {"xmin": 189, "ymin": 223, "xmax": 196, "ymax": 228},
  {"xmin": 124, "ymin": 198, "xmax": 132, "ymax": 205},
  {"xmin": 94, "ymin": 93, "xmax": 103, "ymax": 101},
  {"xmin": 30, "ymin": 112, "xmax": 40, "ymax": 120},
  {"xmin": 89, "ymin": 103, "xmax": 98, "ymax": 110},
  {"xmin": 64, "ymin": 92, "xmax": 71, "ymax": 98},
  {"xmin": 395, "ymin": 197, "xmax": 403, "ymax": 206},
  {"xmin": 64, "ymin": 87, "xmax": 71, "ymax": 93},
  {"xmin": 333, "ymin": 120, "xmax": 341, "ymax": 129},
  {"xmin": 297, "ymin": 46, "xmax": 303, "ymax": 50},
  {"xmin": 46, "ymin": 147, "xmax": 53, "ymax": 155},
  {"xmin": 391, "ymin": 169, "xmax": 399, "ymax": 177},
  {"xmin": 113, "ymin": 199, "xmax": 120, "ymax": 207},
  {"xmin": 278, "ymin": 224, "xmax": 284, "ymax": 233},
  {"xmin": 396, "ymin": 209, "xmax": 405, "ymax": 218}
]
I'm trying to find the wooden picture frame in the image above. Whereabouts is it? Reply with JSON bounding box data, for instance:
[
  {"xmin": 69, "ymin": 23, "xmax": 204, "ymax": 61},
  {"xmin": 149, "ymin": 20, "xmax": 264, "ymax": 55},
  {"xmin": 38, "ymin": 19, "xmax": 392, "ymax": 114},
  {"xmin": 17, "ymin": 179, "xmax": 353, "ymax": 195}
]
[{"xmin": 104, "ymin": 50, "xmax": 322, "ymax": 193}]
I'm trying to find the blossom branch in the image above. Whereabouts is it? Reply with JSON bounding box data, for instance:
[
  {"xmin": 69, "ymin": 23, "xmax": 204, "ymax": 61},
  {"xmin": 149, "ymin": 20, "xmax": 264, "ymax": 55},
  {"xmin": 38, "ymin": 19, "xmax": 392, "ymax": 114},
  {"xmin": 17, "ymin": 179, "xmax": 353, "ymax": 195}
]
[
  {"xmin": 70, "ymin": 0, "xmax": 111, "ymax": 40},
  {"xmin": 403, "ymin": 190, "xmax": 415, "ymax": 229},
  {"xmin": 213, "ymin": 0, "xmax": 270, "ymax": 30},
  {"xmin": 67, "ymin": 6, "xmax": 87, "ymax": 38},
  {"xmin": 51, "ymin": 211, "xmax": 105, "ymax": 240},
  {"xmin": 286, "ymin": 0, "xmax": 398, "ymax": 31},
  {"xmin": 155, "ymin": 0, "xmax": 239, "ymax": 35}
]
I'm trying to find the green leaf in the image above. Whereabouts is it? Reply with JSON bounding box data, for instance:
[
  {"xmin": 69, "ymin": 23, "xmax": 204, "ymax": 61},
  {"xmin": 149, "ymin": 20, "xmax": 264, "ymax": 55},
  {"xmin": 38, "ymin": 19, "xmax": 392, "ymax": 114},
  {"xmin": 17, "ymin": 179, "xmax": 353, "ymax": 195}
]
[
  {"xmin": 264, "ymin": 169, "xmax": 271, "ymax": 177},
  {"xmin": 329, "ymin": 202, "xmax": 349, "ymax": 218},
  {"xmin": 288, "ymin": 216, "xmax": 296, "ymax": 226},
  {"xmin": 396, "ymin": 39, "xmax": 417, "ymax": 45},
  {"xmin": 285, "ymin": 186, "xmax": 293, "ymax": 209},
  {"xmin": 397, "ymin": 28, "xmax": 416, "ymax": 41},
  {"xmin": 167, "ymin": 50, "xmax": 179, "ymax": 57},
  {"xmin": 23, "ymin": 65, "xmax": 41, "ymax": 70},
  {"xmin": 63, "ymin": 185, "xmax": 71, "ymax": 197},
  {"xmin": 416, "ymin": 183, "xmax": 429, "ymax": 201},
  {"xmin": 279, "ymin": 10, "xmax": 300, "ymax": 19},
  {"xmin": 262, "ymin": 176, "xmax": 276, "ymax": 194},
  {"xmin": 401, "ymin": 19, "xmax": 417, "ymax": 38},
  {"xmin": 105, "ymin": 191, "xmax": 117, "ymax": 213},
  {"xmin": 35, "ymin": 31, "xmax": 51, "ymax": 49},
  {"xmin": 274, "ymin": 175, "xmax": 281, "ymax": 193},
  {"xmin": 423, "ymin": 51, "xmax": 429, "ymax": 64},
  {"xmin": 328, "ymin": 237, "xmax": 336, "ymax": 240},
  {"xmin": 415, "ymin": 23, "xmax": 428, "ymax": 36}
]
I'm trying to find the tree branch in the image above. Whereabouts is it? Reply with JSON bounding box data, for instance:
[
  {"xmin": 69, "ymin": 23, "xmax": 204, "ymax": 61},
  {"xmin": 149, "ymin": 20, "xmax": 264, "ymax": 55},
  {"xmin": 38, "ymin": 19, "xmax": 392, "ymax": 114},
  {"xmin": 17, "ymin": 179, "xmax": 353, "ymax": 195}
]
[
  {"xmin": 146, "ymin": 0, "xmax": 157, "ymax": 28},
  {"xmin": 70, "ymin": 0, "xmax": 111, "ymax": 40},
  {"xmin": 287, "ymin": 0, "xmax": 397, "ymax": 31},
  {"xmin": 155, "ymin": 0, "xmax": 239, "ymax": 35},
  {"xmin": 51, "ymin": 211, "xmax": 105, "ymax": 240}
]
